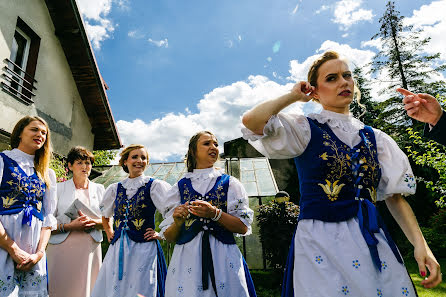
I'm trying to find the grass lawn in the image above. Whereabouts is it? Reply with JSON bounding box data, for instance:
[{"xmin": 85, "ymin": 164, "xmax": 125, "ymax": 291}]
[
  {"xmin": 405, "ymin": 258, "xmax": 446, "ymax": 297},
  {"xmin": 253, "ymin": 258, "xmax": 445, "ymax": 297}
]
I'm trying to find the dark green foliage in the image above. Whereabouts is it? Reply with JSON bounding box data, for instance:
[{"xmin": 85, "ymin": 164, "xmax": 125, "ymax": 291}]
[
  {"xmin": 250, "ymin": 270, "xmax": 282, "ymax": 297},
  {"xmin": 50, "ymin": 153, "xmax": 68, "ymax": 182},
  {"xmin": 257, "ymin": 201, "xmax": 299, "ymax": 270},
  {"xmin": 406, "ymin": 123, "xmax": 446, "ymax": 207}
]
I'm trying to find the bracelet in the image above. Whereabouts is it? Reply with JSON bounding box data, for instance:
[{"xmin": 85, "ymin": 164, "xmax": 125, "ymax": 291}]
[
  {"xmin": 212, "ymin": 208, "xmax": 222, "ymax": 221},
  {"xmin": 211, "ymin": 207, "xmax": 219, "ymax": 220},
  {"xmin": 59, "ymin": 223, "xmax": 66, "ymax": 233},
  {"xmin": 37, "ymin": 249, "xmax": 45, "ymax": 255}
]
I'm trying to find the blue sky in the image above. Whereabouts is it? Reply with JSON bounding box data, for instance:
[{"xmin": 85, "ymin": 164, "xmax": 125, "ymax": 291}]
[{"xmin": 77, "ymin": 0, "xmax": 446, "ymax": 162}]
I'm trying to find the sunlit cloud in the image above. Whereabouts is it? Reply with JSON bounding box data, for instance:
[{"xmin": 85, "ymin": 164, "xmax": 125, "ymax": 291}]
[
  {"xmin": 332, "ymin": 0, "xmax": 374, "ymax": 31},
  {"xmin": 77, "ymin": 0, "xmax": 115, "ymax": 49},
  {"xmin": 148, "ymin": 38, "xmax": 169, "ymax": 48},
  {"xmin": 291, "ymin": 4, "xmax": 299, "ymax": 15},
  {"xmin": 315, "ymin": 5, "xmax": 330, "ymax": 15}
]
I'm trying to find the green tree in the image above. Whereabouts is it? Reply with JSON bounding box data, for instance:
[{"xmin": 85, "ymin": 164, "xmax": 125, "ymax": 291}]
[
  {"xmin": 93, "ymin": 150, "xmax": 117, "ymax": 166},
  {"xmin": 370, "ymin": 1, "xmax": 446, "ymax": 135}
]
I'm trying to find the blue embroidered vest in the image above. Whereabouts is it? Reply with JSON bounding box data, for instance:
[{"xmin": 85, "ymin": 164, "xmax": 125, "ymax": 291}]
[
  {"xmin": 176, "ymin": 174, "xmax": 235, "ymax": 245},
  {"xmin": 0, "ymin": 153, "xmax": 46, "ymax": 225},
  {"xmin": 293, "ymin": 118, "xmax": 402, "ymax": 271},
  {"xmin": 295, "ymin": 118, "xmax": 381, "ymax": 221},
  {"xmin": 110, "ymin": 178, "xmax": 156, "ymax": 244}
]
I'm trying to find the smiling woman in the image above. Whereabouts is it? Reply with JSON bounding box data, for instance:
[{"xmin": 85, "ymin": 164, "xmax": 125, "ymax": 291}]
[
  {"xmin": 91, "ymin": 144, "xmax": 171, "ymax": 297},
  {"xmin": 0, "ymin": 116, "xmax": 57, "ymax": 296}
]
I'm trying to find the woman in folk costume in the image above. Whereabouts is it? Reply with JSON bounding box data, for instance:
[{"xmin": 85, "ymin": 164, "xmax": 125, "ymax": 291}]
[
  {"xmin": 242, "ymin": 51, "xmax": 442, "ymax": 297},
  {"xmin": 47, "ymin": 146, "xmax": 105, "ymax": 297},
  {"xmin": 91, "ymin": 144, "xmax": 171, "ymax": 297},
  {"xmin": 160, "ymin": 131, "xmax": 257, "ymax": 297},
  {"xmin": 0, "ymin": 116, "xmax": 57, "ymax": 296}
]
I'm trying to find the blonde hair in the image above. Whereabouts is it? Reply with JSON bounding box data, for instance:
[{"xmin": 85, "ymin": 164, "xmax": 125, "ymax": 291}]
[
  {"xmin": 10, "ymin": 116, "xmax": 53, "ymax": 187},
  {"xmin": 186, "ymin": 131, "xmax": 216, "ymax": 172},
  {"xmin": 307, "ymin": 50, "xmax": 362, "ymax": 108},
  {"xmin": 119, "ymin": 144, "xmax": 148, "ymax": 173}
]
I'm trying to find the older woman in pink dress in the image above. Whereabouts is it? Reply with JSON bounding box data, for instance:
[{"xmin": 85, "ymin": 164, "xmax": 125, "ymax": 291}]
[{"xmin": 46, "ymin": 146, "xmax": 105, "ymax": 297}]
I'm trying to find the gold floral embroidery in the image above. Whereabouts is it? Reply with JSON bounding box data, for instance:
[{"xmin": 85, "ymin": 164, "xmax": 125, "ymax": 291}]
[
  {"xmin": 318, "ymin": 180, "xmax": 345, "ymax": 201},
  {"xmin": 367, "ymin": 187, "xmax": 377, "ymax": 203},
  {"xmin": 36, "ymin": 201, "xmax": 42, "ymax": 211},
  {"xmin": 132, "ymin": 218, "xmax": 145, "ymax": 230},
  {"xmin": 2, "ymin": 196, "xmax": 18, "ymax": 208}
]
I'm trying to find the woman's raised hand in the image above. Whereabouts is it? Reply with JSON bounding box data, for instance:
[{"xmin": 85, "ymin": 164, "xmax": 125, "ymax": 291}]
[
  {"xmin": 291, "ymin": 81, "xmax": 315, "ymax": 102},
  {"xmin": 67, "ymin": 210, "xmax": 96, "ymax": 231},
  {"xmin": 189, "ymin": 200, "xmax": 216, "ymax": 218},
  {"xmin": 172, "ymin": 202, "xmax": 190, "ymax": 227}
]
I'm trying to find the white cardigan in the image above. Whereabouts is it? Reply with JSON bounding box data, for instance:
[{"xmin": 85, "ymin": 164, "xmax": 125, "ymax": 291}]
[{"xmin": 49, "ymin": 179, "xmax": 105, "ymax": 244}]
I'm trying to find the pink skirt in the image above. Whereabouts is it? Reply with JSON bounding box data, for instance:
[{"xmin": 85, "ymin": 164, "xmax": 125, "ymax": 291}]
[{"xmin": 47, "ymin": 231, "xmax": 102, "ymax": 297}]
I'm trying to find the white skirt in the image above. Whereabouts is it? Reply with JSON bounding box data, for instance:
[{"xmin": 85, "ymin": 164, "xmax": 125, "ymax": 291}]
[
  {"xmin": 165, "ymin": 231, "xmax": 251, "ymax": 297},
  {"xmin": 0, "ymin": 212, "xmax": 48, "ymax": 297},
  {"xmin": 291, "ymin": 217, "xmax": 416, "ymax": 297},
  {"xmin": 90, "ymin": 237, "xmax": 159, "ymax": 297}
]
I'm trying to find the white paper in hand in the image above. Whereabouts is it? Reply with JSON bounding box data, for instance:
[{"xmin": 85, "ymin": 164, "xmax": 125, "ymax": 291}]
[{"xmin": 64, "ymin": 198, "xmax": 100, "ymax": 220}]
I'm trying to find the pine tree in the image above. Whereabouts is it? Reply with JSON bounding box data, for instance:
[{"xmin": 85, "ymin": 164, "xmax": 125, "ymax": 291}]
[{"xmin": 370, "ymin": 1, "xmax": 446, "ymax": 136}]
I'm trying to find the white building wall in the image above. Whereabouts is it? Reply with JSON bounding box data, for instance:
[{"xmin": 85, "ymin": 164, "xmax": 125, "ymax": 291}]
[{"xmin": 0, "ymin": 0, "xmax": 94, "ymax": 155}]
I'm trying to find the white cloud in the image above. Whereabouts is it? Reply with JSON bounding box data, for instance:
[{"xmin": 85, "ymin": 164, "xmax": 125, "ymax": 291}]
[
  {"xmin": 77, "ymin": 0, "xmax": 115, "ymax": 49},
  {"xmin": 288, "ymin": 40, "xmax": 375, "ymax": 82},
  {"xmin": 291, "ymin": 4, "xmax": 299, "ymax": 15},
  {"xmin": 315, "ymin": 5, "xmax": 330, "ymax": 15},
  {"xmin": 116, "ymin": 76, "xmax": 296, "ymax": 161},
  {"xmin": 404, "ymin": 0, "xmax": 446, "ymax": 61},
  {"xmin": 332, "ymin": 0, "xmax": 373, "ymax": 31},
  {"xmin": 148, "ymin": 38, "xmax": 169, "ymax": 48},
  {"xmin": 128, "ymin": 30, "xmax": 145, "ymax": 39},
  {"xmin": 266, "ymin": 57, "xmax": 272, "ymax": 62},
  {"xmin": 360, "ymin": 38, "xmax": 382, "ymax": 51}
]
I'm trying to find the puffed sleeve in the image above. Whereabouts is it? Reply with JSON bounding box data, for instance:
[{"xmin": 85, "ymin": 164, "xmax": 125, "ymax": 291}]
[
  {"xmin": 374, "ymin": 129, "xmax": 417, "ymax": 201},
  {"xmin": 99, "ymin": 183, "xmax": 119, "ymax": 218},
  {"xmin": 150, "ymin": 179, "xmax": 172, "ymax": 218},
  {"xmin": 42, "ymin": 169, "xmax": 57, "ymax": 230},
  {"xmin": 227, "ymin": 176, "xmax": 254, "ymax": 236},
  {"xmin": 241, "ymin": 112, "xmax": 311, "ymax": 159},
  {"xmin": 158, "ymin": 183, "xmax": 182, "ymax": 239}
]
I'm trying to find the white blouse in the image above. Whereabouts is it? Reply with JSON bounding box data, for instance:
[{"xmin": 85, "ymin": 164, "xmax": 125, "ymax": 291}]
[
  {"xmin": 99, "ymin": 175, "xmax": 172, "ymax": 218},
  {"xmin": 0, "ymin": 148, "xmax": 57, "ymax": 229},
  {"xmin": 159, "ymin": 167, "xmax": 254, "ymax": 238},
  {"xmin": 241, "ymin": 109, "xmax": 416, "ymax": 201}
]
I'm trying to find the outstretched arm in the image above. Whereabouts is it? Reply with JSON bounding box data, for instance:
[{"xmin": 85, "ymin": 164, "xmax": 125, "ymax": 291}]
[
  {"xmin": 386, "ymin": 194, "xmax": 442, "ymax": 288},
  {"xmin": 242, "ymin": 82, "xmax": 314, "ymax": 135}
]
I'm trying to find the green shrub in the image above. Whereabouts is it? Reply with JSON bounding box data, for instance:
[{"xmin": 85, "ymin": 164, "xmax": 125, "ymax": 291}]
[{"xmin": 257, "ymin": 201, "xmax": 299, "ymax": 270}]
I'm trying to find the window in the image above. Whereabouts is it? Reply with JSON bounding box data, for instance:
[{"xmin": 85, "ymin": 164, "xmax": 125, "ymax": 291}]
[{"xmin": 1, "ymin": 17, "xmax": 40, "ymax": 105}]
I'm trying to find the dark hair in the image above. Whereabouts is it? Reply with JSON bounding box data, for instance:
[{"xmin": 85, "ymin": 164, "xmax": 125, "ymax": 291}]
[
  {"xmin": 186, "ymin": 131, "xmax": 216, "ymax": 172},
  {"xmin": 67, "ymin": 146, "xmax": 95, "ymax": 167},
  {"xmin": 10, "ymin": 116, "xmax": 52, "ymax": 186},
  {"xmin": 119, "ymin": 144, "xmax": 148, "ymax": 173}
]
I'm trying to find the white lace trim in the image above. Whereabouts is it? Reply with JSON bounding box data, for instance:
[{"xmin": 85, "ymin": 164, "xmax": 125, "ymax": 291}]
[
  {"xmin": 120, "ymin": 175, "xmax": 152, "ymax": 190},
  {"xmin": 184, "ymin": 167, "xmax": 223, "ymax": 181},
  {"xmin": 3, "ymin": 149, "xmax": 35, "ymax": 170},
  {"xmin": 308, "ymin": 109, "xmax": 364, "ymax": 133}
]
